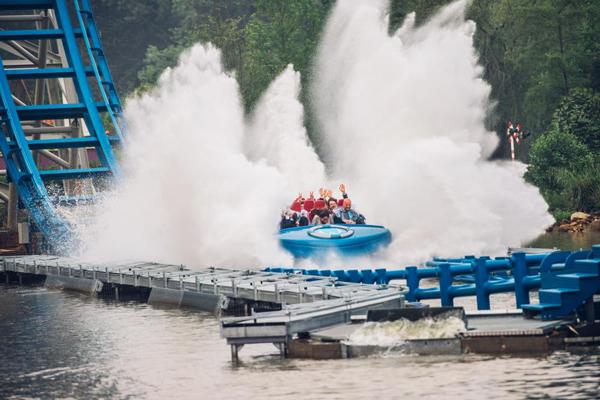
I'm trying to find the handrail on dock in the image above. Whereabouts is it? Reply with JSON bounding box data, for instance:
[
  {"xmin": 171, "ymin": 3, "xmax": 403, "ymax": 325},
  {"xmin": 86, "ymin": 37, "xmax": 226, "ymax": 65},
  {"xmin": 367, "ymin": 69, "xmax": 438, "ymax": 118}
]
[{"xmin": 266, "ymin": 247, "xmax": 599, "ymax": 311}]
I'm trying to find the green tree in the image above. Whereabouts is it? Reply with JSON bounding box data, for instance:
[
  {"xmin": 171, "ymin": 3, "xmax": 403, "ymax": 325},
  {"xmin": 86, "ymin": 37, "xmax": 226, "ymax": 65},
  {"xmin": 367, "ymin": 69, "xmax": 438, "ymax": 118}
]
[
  {"xmin": 93, "ymin": 0, "xmax": 178, "ymax": 94},
  {"xmin": 470, "ymin": 0, "xmax": 600, "ymax": 159},
  {"xmin": 240, "ymin": 0, "xmax": 330, "ymax": 110},
  {"xmin": 526, "ymin": 131, "xmax": 592, "ymax": 190},
  {"xmin": 136, "ymin": 0, "xmax": 251, "ymax": 91},
  {"xmin": 552, "ymin": 88, "xmax": 600, "ymax": 152},
  {"xmin": 525, "ymin": 130, "xmax": 598, "ymax": 216}
]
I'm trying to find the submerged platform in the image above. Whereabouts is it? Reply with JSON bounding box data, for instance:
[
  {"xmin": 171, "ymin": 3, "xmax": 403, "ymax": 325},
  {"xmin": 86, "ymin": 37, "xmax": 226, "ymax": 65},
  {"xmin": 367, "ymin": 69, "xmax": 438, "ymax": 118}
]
[{"xmin": 289, "ymin": 309, "xmax": 576, "ymax": 359}]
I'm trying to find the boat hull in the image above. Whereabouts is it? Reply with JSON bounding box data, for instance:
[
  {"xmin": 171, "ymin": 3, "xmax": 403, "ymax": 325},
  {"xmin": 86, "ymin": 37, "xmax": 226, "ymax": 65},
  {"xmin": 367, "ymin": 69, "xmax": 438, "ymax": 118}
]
[{"xmin": 278, "ymin": 224, "xmax": 391, "ymax": 258}]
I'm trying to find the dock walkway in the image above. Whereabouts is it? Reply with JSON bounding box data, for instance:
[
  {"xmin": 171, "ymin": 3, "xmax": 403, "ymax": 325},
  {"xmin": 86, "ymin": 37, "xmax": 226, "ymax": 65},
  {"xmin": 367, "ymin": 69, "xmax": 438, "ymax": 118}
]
[{"xmin": 1, "ymin": 255, "xmax": 407, "ymax": 360}]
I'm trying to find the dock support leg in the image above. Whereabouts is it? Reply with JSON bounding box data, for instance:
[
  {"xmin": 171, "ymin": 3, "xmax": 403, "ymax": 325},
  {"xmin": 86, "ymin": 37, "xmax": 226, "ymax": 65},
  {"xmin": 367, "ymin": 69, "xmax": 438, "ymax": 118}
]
[
  {"xmin": 114, "ymin": 286, "xmax": 119, "ymax": 301},
  {"xmin": 230, "ymin": 344, "xmax": 243, "ymax": 363},
  {"xmin": 584, "ymin": 298, "xmax": 595, "ymax": 324},
  {"xmin": 276, "ymin": 342, "xmax": 287, "ymax": 359}
]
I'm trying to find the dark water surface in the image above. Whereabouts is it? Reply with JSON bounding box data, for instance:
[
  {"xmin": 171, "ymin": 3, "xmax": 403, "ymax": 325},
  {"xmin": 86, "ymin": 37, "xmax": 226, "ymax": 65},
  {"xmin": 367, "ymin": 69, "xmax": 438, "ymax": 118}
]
[
  {"xmin": 2, "ymin": 232, "xmax": 600, "ymax": 399},
  {"xmin": 1, "ymin": 284, "xmax": 600, "ymax": 400}
]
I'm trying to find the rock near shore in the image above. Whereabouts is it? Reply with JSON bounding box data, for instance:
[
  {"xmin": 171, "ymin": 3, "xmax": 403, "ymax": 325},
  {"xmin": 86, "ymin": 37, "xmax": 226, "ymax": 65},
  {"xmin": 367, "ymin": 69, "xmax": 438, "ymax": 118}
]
[{"xmin": 549, "ymin": 211, "xmax": 599, "ymax": 233}]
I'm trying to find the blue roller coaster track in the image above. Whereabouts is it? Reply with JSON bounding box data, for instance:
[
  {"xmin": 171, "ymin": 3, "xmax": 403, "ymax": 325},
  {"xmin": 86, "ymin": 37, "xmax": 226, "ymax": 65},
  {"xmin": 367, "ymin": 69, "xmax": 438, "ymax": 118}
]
[{"xmin": 0, "ymin": 0, "xmax": 122, "ymax": 249}]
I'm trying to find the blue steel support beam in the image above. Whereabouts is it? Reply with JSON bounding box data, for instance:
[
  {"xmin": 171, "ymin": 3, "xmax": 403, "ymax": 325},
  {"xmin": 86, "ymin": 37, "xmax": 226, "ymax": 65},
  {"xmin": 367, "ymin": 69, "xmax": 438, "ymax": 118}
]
[
  {"xmin": 53, "ymin": 0, "xmax": 120, "ymax": 178},
  {"xmin": 10, "ymin": 136, "xmax": 120, "ymax": 150},
  {"xmin": 0, "ymin": 59, "xmax": 70, "ymax": 242},
  {"xmin": 38, "ymin": 167, "xmax": 111, "ymax": 181},
  {"xmin": 9, "ymin": 102, "xmax": 113, "ymax": 120},
  {"xmin": 0, "ymin": 29, "xmax": 64, "ymax": 41},
  {"xmin": 78, "ymin": 0, "xmax": 123, "ymax": 114},
  {"xmin": 73, "ymin": 0, "xmax": 125, "ymax": 144},
  {"xmin": 5, "ymin": 67, "xmax": 94, "ymax": 79},
  {"xmin": 0, "ymin": 0, "xmax": 53, "ymax": 10},
  {"xmin": 0, "ymin": 0, "xmax": 123, "ymax": 249}
]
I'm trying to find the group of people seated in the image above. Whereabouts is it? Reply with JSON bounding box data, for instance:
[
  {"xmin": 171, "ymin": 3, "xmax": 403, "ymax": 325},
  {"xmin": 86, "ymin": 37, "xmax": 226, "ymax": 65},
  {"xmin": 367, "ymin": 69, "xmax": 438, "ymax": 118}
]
[{"xmin": 280, "ymin": 184, "xmax": 366, "ymax": 229}]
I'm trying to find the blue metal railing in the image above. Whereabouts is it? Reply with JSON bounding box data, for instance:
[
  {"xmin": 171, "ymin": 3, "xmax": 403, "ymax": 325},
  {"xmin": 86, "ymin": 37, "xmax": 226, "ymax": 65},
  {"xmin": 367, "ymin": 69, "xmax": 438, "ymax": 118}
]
[{"xmin": 266, "ymin": 248, "xmax": 600, "ymax": 311}]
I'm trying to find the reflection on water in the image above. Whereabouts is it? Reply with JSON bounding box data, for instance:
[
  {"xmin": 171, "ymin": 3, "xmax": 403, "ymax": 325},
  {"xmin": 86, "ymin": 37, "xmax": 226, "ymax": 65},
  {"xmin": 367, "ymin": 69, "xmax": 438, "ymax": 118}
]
[
  {"xmin": 528, "ymin": 230, "xmax": 600, "ymax": 251},
  {"xmin": 1, "ymin": 285, "xmax": 600, "ymax": 399}
]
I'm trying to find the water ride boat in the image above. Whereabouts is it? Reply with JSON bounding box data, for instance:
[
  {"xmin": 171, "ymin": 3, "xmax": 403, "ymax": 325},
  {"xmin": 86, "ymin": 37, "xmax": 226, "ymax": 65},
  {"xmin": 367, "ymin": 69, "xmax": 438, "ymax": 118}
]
[{"xmin": 279, "ymin": 224, "xmax": 391, "ymax": 258}]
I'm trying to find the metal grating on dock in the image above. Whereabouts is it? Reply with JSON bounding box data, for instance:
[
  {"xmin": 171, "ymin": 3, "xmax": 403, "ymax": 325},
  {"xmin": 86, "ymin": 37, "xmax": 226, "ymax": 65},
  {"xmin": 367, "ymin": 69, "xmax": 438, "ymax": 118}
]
[
  {"xmin": 1, "ymin": 255, "xmax": 407, "ymax": 361},
  {"xmin": 0, "ymin": 255, "xmax": 405, "ymax": 306}
]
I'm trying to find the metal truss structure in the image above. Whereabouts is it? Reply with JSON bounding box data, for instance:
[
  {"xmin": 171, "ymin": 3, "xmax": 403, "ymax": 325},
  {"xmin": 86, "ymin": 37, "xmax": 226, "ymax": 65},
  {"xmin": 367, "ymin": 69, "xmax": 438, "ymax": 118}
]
[{"xmin": 0, "ymin": 0, "xmax": 122, "ymax": 248}]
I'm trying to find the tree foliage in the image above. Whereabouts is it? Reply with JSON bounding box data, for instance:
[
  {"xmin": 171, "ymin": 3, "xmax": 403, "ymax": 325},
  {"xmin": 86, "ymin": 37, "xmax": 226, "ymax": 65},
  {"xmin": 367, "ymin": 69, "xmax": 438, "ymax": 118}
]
[
  {"xmin": 525, "ymin": 129, "xmax": 600, "ymax": 216},
  {"xmin": 92, "ymin": 0, "xmax": 178, "ymax": 94},
  {"xmin": 552, "ymin": 88, "xmax": 600, "ymax": 152},
  {"xmin": 525, "ymin": 131, "xmax": 593, "ymax": 191},
  {"xmin": 240, "ymin": 0, "xmax": 330, "ymax": 109},
  {"xmin": 92, "ymin": 0, "xmax": 600, "ymax": 214},
  {"xmin": 470, "ymin": 0, "xmax": 600, "ymax": 159}
]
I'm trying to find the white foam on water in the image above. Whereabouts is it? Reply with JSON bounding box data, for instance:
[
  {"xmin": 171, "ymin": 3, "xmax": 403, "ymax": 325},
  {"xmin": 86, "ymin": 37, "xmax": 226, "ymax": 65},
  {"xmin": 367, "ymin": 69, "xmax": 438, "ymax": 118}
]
[
  {"xmin": 311, "ymin": 0, "xmax": 553, "ymax": 264},
  {"xmin": 346, "ymin": 316, "xmax": 467, "ymax": 347}
]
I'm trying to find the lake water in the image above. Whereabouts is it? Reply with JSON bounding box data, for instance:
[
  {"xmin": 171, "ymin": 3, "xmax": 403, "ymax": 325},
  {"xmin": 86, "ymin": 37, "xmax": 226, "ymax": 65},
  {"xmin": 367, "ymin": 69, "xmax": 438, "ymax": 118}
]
[
  {"xmin": 527, "ymin": 230, "xmax": 600, "ymax": 251},
  {"xmin": 1, "ymin": 232, "xmax": 600, "ymax": 399}
]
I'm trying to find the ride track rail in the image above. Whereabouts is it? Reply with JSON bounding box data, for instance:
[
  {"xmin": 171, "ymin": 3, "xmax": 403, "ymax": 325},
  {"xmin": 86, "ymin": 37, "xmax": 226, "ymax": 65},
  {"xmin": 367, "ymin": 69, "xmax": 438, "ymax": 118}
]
[{"xmin": 0, "ymin": 0, "xmax": 122, "ymax": 248}]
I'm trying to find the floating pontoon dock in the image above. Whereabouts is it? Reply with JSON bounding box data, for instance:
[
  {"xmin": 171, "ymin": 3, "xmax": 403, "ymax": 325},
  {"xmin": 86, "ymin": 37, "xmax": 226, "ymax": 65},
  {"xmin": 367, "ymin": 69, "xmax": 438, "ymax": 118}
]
[{"xmin": 0, "ymin": 255, "xmax": 406, "ymax": 359}]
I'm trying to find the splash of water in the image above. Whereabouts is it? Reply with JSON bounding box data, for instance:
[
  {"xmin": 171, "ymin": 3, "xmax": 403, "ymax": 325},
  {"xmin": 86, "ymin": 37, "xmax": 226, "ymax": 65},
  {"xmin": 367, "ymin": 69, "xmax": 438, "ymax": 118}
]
[
  {"xmin": 312, "ymin": 0, "xmax": 553, "ymax": 263},
  {"xmin": 346, "ymin": 316, "xmax": 467, "ymax": 347},
  {"xmin": 79, "ymin": 44, "xmax": 297, "ymax": 267},
  {"xmin": 78, "ymin": 0, "xmax": 552, "ymax": 268},
  {"xmin": 245, "ymin": 64, "xmax": 326, "ymax": 193}
]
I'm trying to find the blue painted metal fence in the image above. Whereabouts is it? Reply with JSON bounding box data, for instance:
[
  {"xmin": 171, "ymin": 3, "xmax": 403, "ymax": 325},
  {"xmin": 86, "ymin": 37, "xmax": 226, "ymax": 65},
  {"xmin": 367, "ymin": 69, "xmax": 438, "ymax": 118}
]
[{"xmin": 266, "ymin": 245, "xmax": 600, "ymax": 316}]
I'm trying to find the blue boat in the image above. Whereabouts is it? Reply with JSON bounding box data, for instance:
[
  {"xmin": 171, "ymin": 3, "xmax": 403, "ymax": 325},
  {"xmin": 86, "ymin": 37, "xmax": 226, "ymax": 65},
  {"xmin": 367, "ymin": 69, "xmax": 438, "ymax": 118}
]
[{"xmin": 278, "ymin": 224, "xmax": 391, "ymax": 258}]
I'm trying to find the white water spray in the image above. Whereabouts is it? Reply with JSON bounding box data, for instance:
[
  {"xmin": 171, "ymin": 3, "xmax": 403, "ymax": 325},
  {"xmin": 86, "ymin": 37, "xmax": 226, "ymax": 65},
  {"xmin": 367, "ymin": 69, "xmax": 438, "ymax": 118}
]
[
  {"xmin": 79, "ymin": 0, "xmax": 552, "ymax": 267},
  {"xmin": 80, "ymin": 45, "xmax": 299, "ymax": 267},
  {"xmin": 245, "ymin": 64, "xmax": 326, "ymax": 193},
  {"xmin": 312, "ymin": 0, "xmax": 553, "ymax": 263},
  {"xmin": 347, "ymin": 317, "xmax": 467, "ymax": 347}
]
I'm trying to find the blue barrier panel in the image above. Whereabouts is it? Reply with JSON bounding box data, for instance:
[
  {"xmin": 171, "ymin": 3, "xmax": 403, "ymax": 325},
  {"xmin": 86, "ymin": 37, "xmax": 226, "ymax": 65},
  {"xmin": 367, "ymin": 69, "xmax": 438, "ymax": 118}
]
[
  {"xmin": 347, "ymin": 270, "xmax": 361, "ymax": 283},
  {"xmin": 439, "ymin": 264, "xmax": 453, "ymax": 306},
  {"xmin": 333, "ymin": 270, "xmax": 348, "ymax": 281},
  {"xmin": 511, "ymin": 252, "xmax": 529, "ymax": 307},
  {"xmin": 360, "ymin": 269, "xmax": 376, "ymax": 284},
  {"xmin": 375, "ymin": 268, "xmax": 387, "ymax": 284},
  {"xmin": 475, "ymin": 257, "xmax": 491, "ymax": 310},
  {"xmin": 405, "ymin": 266, "xmax": 419, "ymax": 302},
  {"xmin": 593, "ymin": 245, "xmax": 600, "ymax": 259}
]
